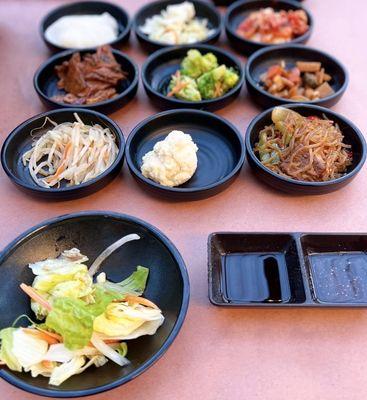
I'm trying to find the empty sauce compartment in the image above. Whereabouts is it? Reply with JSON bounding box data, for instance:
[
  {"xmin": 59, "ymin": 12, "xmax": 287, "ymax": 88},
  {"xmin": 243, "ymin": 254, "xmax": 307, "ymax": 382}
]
[
  {"xmin": 209, "ymin": 233, "xmax": 306, "ymax": 306},
  {"xmin": 301, "ymin": 234, "xmax": 367, "ymax": 305}
]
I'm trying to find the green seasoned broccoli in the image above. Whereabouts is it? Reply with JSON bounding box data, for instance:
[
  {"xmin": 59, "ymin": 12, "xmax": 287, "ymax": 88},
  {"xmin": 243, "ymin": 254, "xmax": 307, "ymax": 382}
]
[
  {"xmin": 168, "ymin": 72, "xmax": 202, "ymax": 102},
  {"xmin": 197, "ymin": 65, "xmax": 239, "ymax": 99},
  {"xmin": 180, "ymin": 49, "xmax": 218, "ymax": 79}
]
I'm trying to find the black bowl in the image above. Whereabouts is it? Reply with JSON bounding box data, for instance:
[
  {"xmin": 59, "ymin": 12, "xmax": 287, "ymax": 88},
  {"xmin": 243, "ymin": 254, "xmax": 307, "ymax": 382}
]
[
  {"xmin": 245, "ymin": 104, "xmax": 367, "ymax": 194},
  {"xmin": 225, "ymin": 0, "xmax": 313, "ymax": 55},
  {"xmin": 1, "ymin": 109, "xmax": 125, "ymax": 200},
  {"xmin": 126, "ymin": 109, "xmax": 245, "ymax": 200},
  {"xmin": 0, "ymin": 211, "xmax": 189, "ymax": 397},
  {"xmin": 142, "ymin": 44, "xmax": 244, "ymax": 111},
  {"xmin": 40, "ymin": 1, "xmax": 131, "ymax": 52},
  {"xmin": 34, "ymin": 48, "xmax": 139, "ymax": 114},
  {"xmin": 246, "ymin": 44, "xmax": 349, "ymax": 109},
  {"xmin": 212, "ymin": 0, "xmax": 303, "ymax": 5},
  {"xmin": 133, "ymin": 0, "xmax": 222, "ymax": 53}
]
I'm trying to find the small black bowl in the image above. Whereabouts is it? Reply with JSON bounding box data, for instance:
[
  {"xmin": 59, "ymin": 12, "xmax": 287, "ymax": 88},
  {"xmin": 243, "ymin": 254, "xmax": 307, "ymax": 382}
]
[
  {"xmin": 1, "ymin": 109, "xmax": 125, "ymax": 200},
  {"xmin": 40, "ymin": 1, "xmax": 131, "ymax": 52},
  {"xmin": 246, "ymin": 44, "xmax": 349, "ymax": 109},
  {"xmin": 126, "ymin": 109, "xmax": 245, "ymax": 200},
  {"xmin": 245, "ymin": 104, "xmax": 367, "ymax": 194},
  {"xmin": 212, "ymin": 0, "xmax": 303, "ymax": 5},
  {"xmin": 142, "ymin": 44, "xmax": 244, "ymax": 111},
  {"xmin": 34, "ymin": 48, "xmax": 139, "ymax": 114},
  {"xmin": 0, "ymin": 211, "xmax": 189, "ymax": 397},
  {"xmin": 225, "ymin": 0, "xmax": 313, "ymax": 55},
  {"xmin": 134, "ymin": 0, "xmax": 222, "ymax": 53}
]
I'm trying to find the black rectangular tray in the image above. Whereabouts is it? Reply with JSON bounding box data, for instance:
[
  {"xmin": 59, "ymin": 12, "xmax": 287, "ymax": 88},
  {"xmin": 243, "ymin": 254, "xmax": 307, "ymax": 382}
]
[{"xmin": 208, "ymin": 232, "xmax": 367, "ymax": 308}]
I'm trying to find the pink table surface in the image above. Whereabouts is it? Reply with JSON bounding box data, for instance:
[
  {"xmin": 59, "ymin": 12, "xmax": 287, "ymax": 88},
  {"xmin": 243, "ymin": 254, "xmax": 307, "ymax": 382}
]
[{"xmin": 0, "ymin": 0, "xmax": 367, "ymax": 399}]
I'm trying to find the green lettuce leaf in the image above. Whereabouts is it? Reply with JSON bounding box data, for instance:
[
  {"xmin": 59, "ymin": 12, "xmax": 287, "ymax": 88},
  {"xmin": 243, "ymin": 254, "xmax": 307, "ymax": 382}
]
[
  {"xmin": 97, "ymin": 266, "xmax": 149, "ymax": 297},
  {"xmin": 0, "ymin": 328, "xmax": 22, "ymax": 372},
  {"xmin": 45, "ymin": 298, "xmax": 94, "ymax": 350}
]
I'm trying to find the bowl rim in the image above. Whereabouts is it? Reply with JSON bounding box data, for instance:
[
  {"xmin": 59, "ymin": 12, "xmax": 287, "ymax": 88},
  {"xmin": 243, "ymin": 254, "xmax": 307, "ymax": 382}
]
[
  {"xmin": 40, "ymin": 0, "xmax": 132, "ymax": 51},
  {"xmin": 125, "ymin": 108, "xmax": 245, "ymax": 193},
  {"xmin": 224, "ymin": 0, "xmax": 314, "ymax": 47},
  {"xmin": 0, "ymin": 108, "xmax": 125, "ymax": 194},
  {"xmin": 133, "ymin": 0, "xmax": 222, "ymax": 49},
  {"xmin": 33, "ymin": 48, "xmax": 139, "ymax": 110},
  {"xmin": 0, "ymin": 210, "xmax": 190, "ymax": 398},
  {"xmin": 141, "ymin": 43, "xmax": 245, "ymax": 107},
  {"xmin": 245, "ymin": 103, "xmax": 367, "ymax": 187},
  {"xmin": 245, "ymin": 44, "xmax": 349, "ymax": 105}
]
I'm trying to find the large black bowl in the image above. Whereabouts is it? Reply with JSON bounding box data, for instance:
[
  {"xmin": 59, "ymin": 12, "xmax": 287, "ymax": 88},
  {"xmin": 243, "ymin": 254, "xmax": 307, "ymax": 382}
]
[
  {"xmin": 245, "ymin": 44, "xmax": 349, "ymax": 109},
  {"xmin": 0, "ymin": 211, "xmax": 189, "ymax": 397},
  {"xmin": 126, "ymin": 109, "xmax": 245, "ymax": 200},
  {"xmin": 225, "ymin": 0, "xmax": 313, "ymax": 55},
  {"xmin": 1, "ymin": 109, "xmax": 125, "ymax": 200},
  {"xmin": 134, "ymin": 0, "xmax": 222, "ymax": 53},
  {"xmin": 142, "ymin": 44, "xmax": 244, "ymax": 111},
  {"xmin": 245, "ymin": 104, "xmax": 367, "ymax": 194},
  {"xmin": 40, "ymin": 1, "xmax": 131, "ymax": 52},
  {"xmin": 34, "ymin": 48, "xmax": 139, "ymax": 114}
]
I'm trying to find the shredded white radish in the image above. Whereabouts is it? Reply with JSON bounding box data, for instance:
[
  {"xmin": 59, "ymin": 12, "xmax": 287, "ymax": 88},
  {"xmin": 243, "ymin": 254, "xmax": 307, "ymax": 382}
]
[
  {"xmin": 22, "ymin": 113, "xmax": 119, "ymax": 188},
  {"xmin": 88, "ymin": 234, "xmax": 140, "ymax": 277},
  {"xmin": 90, "ymin": 333, "xmax": 129, "ymax": 366}
]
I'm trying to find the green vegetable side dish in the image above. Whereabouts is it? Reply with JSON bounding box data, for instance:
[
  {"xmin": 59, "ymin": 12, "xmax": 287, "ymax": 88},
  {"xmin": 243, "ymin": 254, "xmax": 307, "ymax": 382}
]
[
  {"xmin": 0, "ymin": 235, "xmax": 165, "ymax": 386},
  {"xmin": 167, "ymin": 49, "xmax": 240, "ymax": 101}
]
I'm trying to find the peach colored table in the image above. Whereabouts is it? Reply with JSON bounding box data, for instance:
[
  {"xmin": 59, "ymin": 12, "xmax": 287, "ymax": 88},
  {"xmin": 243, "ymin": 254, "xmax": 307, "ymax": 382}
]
[{"xmin": 1, "ymin": 0, "xmax": 367, "ymax": 399}]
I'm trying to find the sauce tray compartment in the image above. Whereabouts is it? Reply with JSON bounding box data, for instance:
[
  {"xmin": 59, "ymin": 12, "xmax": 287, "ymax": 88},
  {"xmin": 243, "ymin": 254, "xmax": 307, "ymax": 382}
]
[
  {"xmin": 209, "ymin": 232, "xmax": 367, "ymax": 307},
  {"xmin": 208, "ymin": 233, "xmax": 306, "ymax": 307}
]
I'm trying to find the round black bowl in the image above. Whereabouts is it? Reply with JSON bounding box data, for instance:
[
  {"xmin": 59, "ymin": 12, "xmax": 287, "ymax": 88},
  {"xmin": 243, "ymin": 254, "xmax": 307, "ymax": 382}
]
[
  {"xmin": 212, "ymin": 0, "xmax": 303, "ymax": 5},
  {"xmin": 34, "ymin": 48, "xmax": 138, "ymax": 114},
  {"xmin": 126, "ymin": 109, "xmax": 245, "ymax": 200},
  {"xmin": 1, "ymin": 109, "xmax": 125, "ymax": 200},
  {"xmin": 246, "ymin": 104, "xmax": 367, "ymax": 194},
  {"xmin": 142, "ymin": 44, "xmax": 244, "ymax": 111},
  {"xmin": 225, "ymin": 0, "xmax": 313, "ymax": 55},
  {"xmin": 134, "ymin": 0, "xmax": 222, "ymax": 53},
  {"xmin": 34, "ymin": 48, "xmax": 139, "ymax": 114},
  {"xmin": 246, "ymin": 44, "xmax": 349, "ymax": 109},
  {"xmin": 40, "ymin": 1, "xmax": 131, "ymax": 52},
  {"xmin": 0, "ymin": 211, "xmax": 189, "ymax": 397}
]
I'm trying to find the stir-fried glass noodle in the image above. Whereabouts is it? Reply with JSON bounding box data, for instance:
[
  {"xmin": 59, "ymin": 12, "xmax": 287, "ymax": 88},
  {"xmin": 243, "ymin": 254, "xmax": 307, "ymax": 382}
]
[
  {"xmin": 254, "ymin": 107, "xmax": 352, "ymax": 182},
  {"xmin": 22, "ymin": 113, "xmax": 119, "ymax": 188}
]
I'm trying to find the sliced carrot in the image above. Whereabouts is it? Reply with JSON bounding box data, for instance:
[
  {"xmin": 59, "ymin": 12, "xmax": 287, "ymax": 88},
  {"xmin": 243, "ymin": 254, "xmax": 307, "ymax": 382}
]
[
  {"xmin": 44, "ymin": 142, "xmax": 72, "ymax": 184},
  {"xmin": 123, "ymin": 294, "xmax": 159, "ymax": 310},
  {"xmin": 41, "ymin": 360, "xmax": 54, "ymax": 369},
  {"xmin": 19, "ymin": 283, "xmax": 52, "ymax": 311},
  {"xmin": 22, "ymin": 328, "xmax": 60, "ymax": 345},
  {"xmin": 35, "ymin": 327, "xmax": 62, "ymax": 342}
]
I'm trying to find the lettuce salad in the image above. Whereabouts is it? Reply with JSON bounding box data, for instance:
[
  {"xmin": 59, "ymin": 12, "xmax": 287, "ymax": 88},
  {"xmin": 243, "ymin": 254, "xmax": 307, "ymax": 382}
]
[{"xmin": 0, "ymin": 234, "xmax": 164, "ymax": 386}]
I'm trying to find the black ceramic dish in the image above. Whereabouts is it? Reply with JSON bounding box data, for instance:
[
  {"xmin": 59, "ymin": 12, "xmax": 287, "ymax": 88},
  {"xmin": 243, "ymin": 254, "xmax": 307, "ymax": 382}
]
[
  {"xmin": 126, "ymin": 109, "xmax": 245, "ymax": 200},
  {"xmin": 212, "ymin": 0, "xmax": 303, "ymax": 5},
  {"xmin": 142, "ymin": 44, "xmax": 244, "ymax": 111},
  {"xmin": 1, "ymin": 109, "xmax": 125, "ymax": 200},
  {"xmin": 246, "ymin": 45, "xmax": 348, "ymax": 109},
  {"xmin": 134, "ymin": 0, "xmax": 222, "ymax": 53},
  {"xmin": 34, "ymin": 48, "xmax": 139, "ymax": 114},
  {"xmin": 0, "ymin": 211, "xmax": 189, "ymax": 397},
  {"xmin": 245, "ymin": 104, "xmax": 367, "ymax": 194},
  {"xmin": 209, "ymin": 232, "xmax": 367, "ymax": 308},
  {"xmin": 225, "ymin": 0, "xmax": 313, "ymax": 55},
  {"xmin": 40, "ymin": 1, "xmax": 131, "ymax": 52}
]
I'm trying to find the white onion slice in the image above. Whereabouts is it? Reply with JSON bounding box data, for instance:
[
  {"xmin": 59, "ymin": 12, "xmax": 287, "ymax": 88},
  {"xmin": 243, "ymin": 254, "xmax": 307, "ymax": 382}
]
[
  {"xmin": 90, "ymin": 333, "xmax": 129, "ymax": 366},
  {"xmin": 88, "ymin": 234, "xmax": 140, "ymax": 277}
]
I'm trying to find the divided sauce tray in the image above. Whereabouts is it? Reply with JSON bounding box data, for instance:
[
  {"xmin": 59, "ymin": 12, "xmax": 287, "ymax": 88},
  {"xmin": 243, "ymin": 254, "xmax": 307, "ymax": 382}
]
[{"xmin": 208, "ymin": 232, "xmax": 367, "ymax": 307}]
